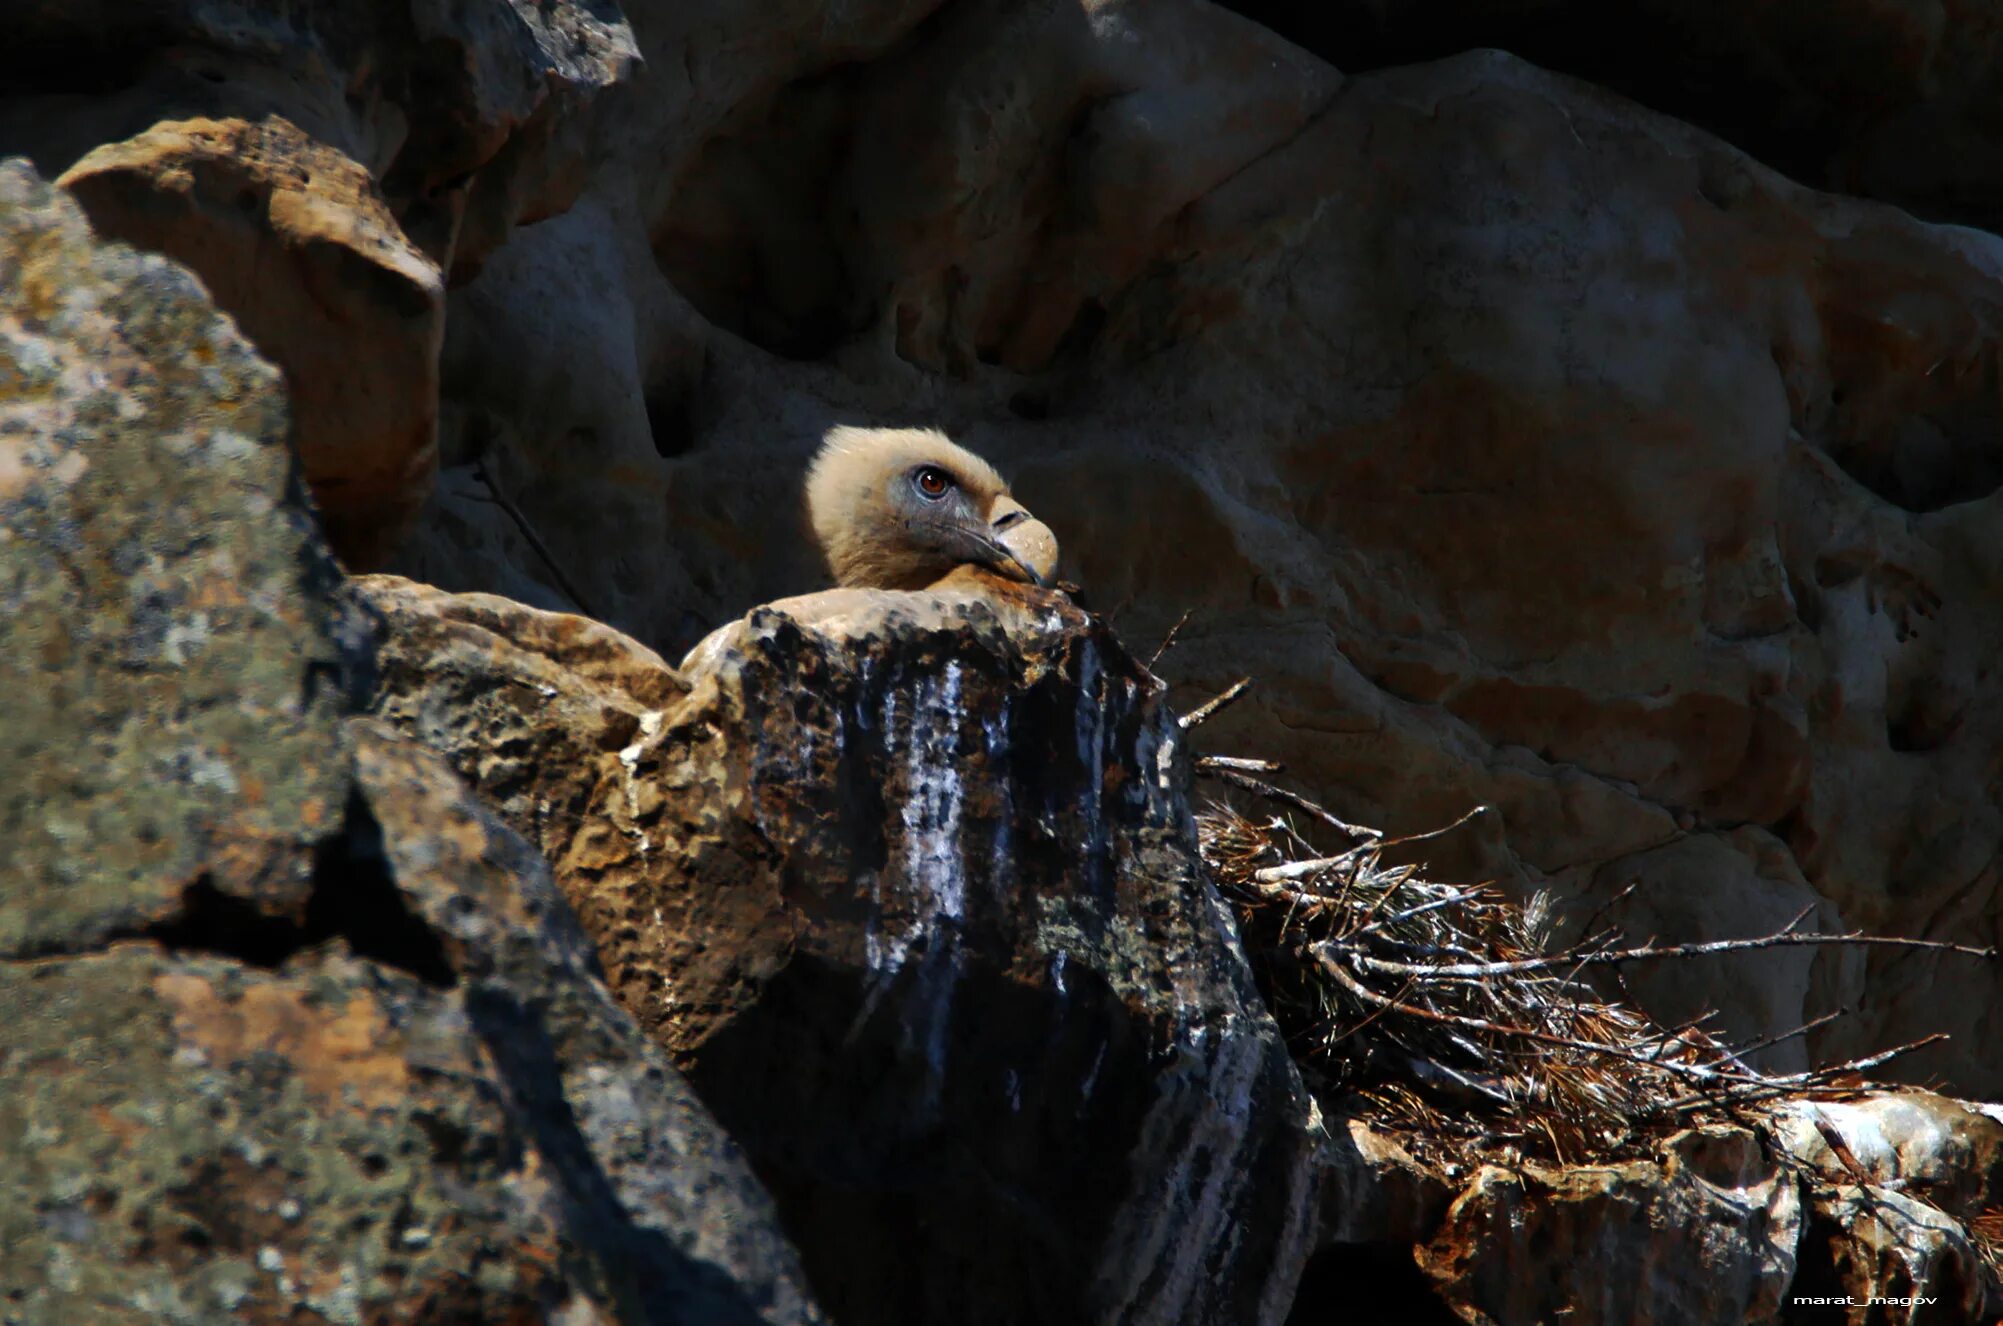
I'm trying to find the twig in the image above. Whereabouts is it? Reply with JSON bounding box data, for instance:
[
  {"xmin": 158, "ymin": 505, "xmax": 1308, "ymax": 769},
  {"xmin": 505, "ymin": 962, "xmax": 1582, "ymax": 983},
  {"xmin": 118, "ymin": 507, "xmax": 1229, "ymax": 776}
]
[
  {"xmin": 1179, "ymin": 677, "xmax": 1252, "ymax": 730},
  {"xmin": 1313, "ymin": 951, "xmax": 1775, "ymax": 1088},
  {"xmin": 1728, "ymin": 1009, "xmax": 1845, "ymax": 1063},
  {"xmin": 1197, "ymin": 754, "xmax": 1285, "ymax": 775},
  {"xmin": 1570, "ymin": 881, "xmax": 1642, "ymax": 950},
  {"xmin": 1373, "ymin": 804, "xmax": 1492, "ymax": 851},
  {"xmin": 1252, "ymin": 848, "xmax": 1373, "ymax": 884},
  {"xmin": 474, "ymin": 455, "xmax": 601, "ymax": 620},
  {"xmin": 1204, "ymin": 766, "xmax": 1383, "ymax": 841},
  {"xmin": 1813, "ymin": 1116, "xmax": 1876, "ymax": 1186},
  {"xmin": 1336, "ymin": 928, "xmax": 1997, "ymax": 980},
  {"xmin": 1147, "ymin": 609, "xmax": 1193, "ymax": 669},
  {"xmin": 1655, "ymin": 1036, "xmax": 1949, "ymax": 1113}
]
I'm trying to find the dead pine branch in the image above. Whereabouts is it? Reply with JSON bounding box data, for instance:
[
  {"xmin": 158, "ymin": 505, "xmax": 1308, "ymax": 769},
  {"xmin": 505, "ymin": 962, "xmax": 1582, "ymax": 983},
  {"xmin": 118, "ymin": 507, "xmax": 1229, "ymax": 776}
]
[
  {"xmin": 1334, "ymin": 924, "xmax": 1998, "ymax": 980},
  {"xmin": 1195, "ymin": 754, "xmax": 1285, "ymax": 776},
  {"xmin": 1179, "ymin": 676, "xmax": 1252, "ymax": 730},
  {"xmin": 1203, "ymin": 765, "xmax": 1382, "ymax": 842}
]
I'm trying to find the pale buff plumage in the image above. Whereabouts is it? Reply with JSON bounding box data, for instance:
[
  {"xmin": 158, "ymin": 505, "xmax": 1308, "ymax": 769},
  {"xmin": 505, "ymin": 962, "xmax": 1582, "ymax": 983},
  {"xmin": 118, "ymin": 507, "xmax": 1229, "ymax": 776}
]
[{"xmin": 805, "ymin": 426, "xmax": 1059, "ymax": 591}]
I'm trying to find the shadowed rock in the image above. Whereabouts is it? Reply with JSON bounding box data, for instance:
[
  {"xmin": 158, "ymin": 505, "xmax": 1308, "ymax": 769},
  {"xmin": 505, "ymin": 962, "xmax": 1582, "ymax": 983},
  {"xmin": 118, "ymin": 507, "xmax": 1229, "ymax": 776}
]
[
  {"xmin": 361, "ymin": 572, "xmax": 1326, "ymax": 1326},
  {"xmin": 0, "ymin": 159, "xmax": 820, "ymax": 1326}
]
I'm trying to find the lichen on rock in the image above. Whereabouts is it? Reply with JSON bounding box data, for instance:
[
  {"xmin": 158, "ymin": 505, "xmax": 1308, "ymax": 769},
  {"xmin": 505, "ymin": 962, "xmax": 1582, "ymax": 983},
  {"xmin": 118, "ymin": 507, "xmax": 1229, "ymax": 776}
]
[
  {"xmin": 363, "ymin": 571, "xmax": 1326, "ymax": 1326},
  {"xmin": 0, "ymin": 159, "xmax": 821, "ymax": 1326}
]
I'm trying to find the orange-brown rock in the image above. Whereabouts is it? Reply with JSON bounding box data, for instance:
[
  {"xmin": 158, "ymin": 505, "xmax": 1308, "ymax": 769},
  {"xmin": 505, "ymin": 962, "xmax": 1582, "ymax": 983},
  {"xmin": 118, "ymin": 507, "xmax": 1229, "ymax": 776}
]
[
  {"xmin": 1414, "ymin": 1127, "xmax": 1803, "ymax": 1323},
  {"xmin": 360, "ymin": 572, "xmax": 1326, "ymax": 1326},
  {"xmin": 59, "ymin": 116, "xmax": 444, "ymax": 568}
]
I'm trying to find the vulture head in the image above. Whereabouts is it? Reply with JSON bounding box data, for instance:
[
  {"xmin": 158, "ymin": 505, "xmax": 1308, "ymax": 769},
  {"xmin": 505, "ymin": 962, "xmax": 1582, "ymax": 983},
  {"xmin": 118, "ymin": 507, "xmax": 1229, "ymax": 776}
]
[{"xmin": 805, "ymin": 426, "xmax": 1059, "ymax": 591}]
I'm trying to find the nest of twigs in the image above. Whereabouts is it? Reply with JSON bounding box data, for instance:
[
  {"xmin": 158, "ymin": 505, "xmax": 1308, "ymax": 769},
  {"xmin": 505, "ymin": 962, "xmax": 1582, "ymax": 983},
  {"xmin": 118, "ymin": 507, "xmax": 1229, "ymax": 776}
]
[{"xmin": 1170, "ymin": 669, "xmax": 1995, "ymax": 1169}]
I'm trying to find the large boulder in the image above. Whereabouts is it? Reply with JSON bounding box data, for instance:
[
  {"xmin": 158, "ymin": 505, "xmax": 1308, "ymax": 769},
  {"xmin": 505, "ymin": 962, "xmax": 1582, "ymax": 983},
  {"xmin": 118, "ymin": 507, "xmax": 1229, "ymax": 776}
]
[
  {"xmin": 361, "ymin": 570, "xmax": 1326, "ymax": 1326},
  {"xmin": 0, "ymin": 160, "xmax": 819, "ymax": 1326},
  {"xmin": 356, "ymin": 571, "xmax": 2003, "ymax": 1325},
  {"xmin": 0, "ymin": 0, "xmax": 639, "ymax": 567}
]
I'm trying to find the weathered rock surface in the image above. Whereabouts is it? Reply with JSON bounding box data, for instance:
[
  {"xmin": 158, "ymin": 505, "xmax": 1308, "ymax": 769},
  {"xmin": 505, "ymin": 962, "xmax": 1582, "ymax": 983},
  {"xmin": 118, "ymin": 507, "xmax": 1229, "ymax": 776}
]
[
  {"xmin": 1775, "ymin": 1094, "xmax": 2003, "ymax": 1323},
  {"xmin": 58, "ymin": 116, "xmax": 446, "ymax": 570},
  {"xmin": 362, "ymin": 570, "xmax": 1325, "ymax": 1326},
  {"xmin": 1296, "ymin": 1093, "xmax": 2003, "ymax": 1324},
  {"xmin": 0, "ymin": 160, "xmax": 819, "ymax": 1326},
  {"xmin": 1417, "ymin": 1126, "xmax": 1803, "ymax": 1324},
  {"xmin": 358, "ymin": 572, "xmax": 2003, "ymax": 1325},
  {"xmin": 1224, "ymin": 0, "xmax": 2003, "ymax": 235},
  {"xmin": 0, "ymin": 0, "xmax": 638, "ymax": 567},
  {"xmin": 393, "ymin": 27, "xmax": 2003, "ymax": 1094}
]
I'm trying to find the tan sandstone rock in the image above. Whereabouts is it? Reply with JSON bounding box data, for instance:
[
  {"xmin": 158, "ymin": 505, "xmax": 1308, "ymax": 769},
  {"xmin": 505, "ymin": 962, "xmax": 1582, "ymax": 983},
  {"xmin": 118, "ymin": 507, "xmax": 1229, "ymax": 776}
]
[{"xmin": 59, "ymin": 116, "xmax": 444, "ymax": 569}]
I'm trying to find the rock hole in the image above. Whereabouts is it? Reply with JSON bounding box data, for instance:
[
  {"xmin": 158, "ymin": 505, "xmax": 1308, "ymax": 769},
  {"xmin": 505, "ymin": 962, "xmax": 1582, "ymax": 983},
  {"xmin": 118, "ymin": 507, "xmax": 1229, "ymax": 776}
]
[
  {"xmin": 147, "ymin": 875, "xmax": 315, "ymax": 971},
  {"xmin": 646, "ymin": 387, "xmax": 697, "ymax": 458},
  {"xmin": 146, "ymin": 788, "xmax": 453, "ymax": 988},
  {"xmin": 306, "ymin": 788, "xmax": 455, "ymax": 988},
  {"xmin": 1885, "ymin": 688, "xmax": 1960, "ymax": 754},
  {"xmin": 1051, "ymin": 298, "xmax": 1108, "ymax": 363}
]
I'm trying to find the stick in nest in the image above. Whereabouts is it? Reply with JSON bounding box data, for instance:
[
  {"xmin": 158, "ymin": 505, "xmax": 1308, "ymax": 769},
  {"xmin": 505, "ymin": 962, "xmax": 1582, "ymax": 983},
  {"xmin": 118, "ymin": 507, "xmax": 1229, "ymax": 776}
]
[{"xmin": 1189, "ymin": 755, "xmax": 1987, "ymax": 1166}]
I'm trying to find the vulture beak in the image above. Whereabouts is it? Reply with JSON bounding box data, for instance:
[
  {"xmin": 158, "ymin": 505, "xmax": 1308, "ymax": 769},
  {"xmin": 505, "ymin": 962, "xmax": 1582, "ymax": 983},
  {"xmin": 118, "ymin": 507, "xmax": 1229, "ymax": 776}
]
[{"xmin": 984, "ymin": 495, "xmax": 1059, "ymax": 588}]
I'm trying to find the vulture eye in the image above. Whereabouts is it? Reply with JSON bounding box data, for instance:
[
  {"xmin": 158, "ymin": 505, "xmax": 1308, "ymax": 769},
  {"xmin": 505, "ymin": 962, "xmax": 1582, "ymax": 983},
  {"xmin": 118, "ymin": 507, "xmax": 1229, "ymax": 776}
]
[{"xmin": 911, "ymin": 466, "xmax": 952, "ymax": 501}]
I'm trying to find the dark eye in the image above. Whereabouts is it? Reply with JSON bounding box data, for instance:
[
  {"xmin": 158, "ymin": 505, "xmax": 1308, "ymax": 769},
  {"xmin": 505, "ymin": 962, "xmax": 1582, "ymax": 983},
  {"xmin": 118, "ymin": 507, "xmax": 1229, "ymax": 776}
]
[{"xmin": 911, "ymin": 466, "xmax": 951, "ymax": 500}]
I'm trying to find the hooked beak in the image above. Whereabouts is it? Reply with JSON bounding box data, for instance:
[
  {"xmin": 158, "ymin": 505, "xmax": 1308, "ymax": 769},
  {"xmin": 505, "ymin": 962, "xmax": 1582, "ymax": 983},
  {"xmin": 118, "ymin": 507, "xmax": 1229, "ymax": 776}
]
[{"xmin": 985, "ymin": 495, "xmax": 1059, "ymax": 588}]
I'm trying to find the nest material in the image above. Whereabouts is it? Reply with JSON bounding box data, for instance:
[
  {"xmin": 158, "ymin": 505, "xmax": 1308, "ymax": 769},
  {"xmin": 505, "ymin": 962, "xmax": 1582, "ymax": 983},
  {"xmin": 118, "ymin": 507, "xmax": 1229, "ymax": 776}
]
[
  {"xmin": 1175, "ymin": 675, "xmax": 1993, "ymax": 1170},
  {"xmin": 1207, "ymin": 800, "xmax": 1835, "ymax": 1163}
]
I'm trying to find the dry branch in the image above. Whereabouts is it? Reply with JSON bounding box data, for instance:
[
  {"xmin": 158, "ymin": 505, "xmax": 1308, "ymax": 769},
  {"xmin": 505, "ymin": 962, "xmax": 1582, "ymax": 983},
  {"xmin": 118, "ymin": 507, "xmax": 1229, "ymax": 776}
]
[
  {"xmin": 1179, "ymin": 677, "xmax": 1252, "ymax": 730},
  {"xmin": 1189, "ymin": 752, "xmax": 1978, "ymax": 1165}
]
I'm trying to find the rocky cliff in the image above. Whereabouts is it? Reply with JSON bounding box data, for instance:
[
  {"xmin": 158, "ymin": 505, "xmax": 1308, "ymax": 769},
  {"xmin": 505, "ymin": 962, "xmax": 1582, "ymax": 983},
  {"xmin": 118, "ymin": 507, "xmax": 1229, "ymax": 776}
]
[
  {"xmin": 8, "ymin": 0, "xmax": 1987, "ymax": 1094},
  {"xmin": 0, "ymin": 163, "xmax": 818, "ymax": 1325},
  {"xmin": 7, "ymin": 1, "xmax": 2003, "ymax": 1322}
]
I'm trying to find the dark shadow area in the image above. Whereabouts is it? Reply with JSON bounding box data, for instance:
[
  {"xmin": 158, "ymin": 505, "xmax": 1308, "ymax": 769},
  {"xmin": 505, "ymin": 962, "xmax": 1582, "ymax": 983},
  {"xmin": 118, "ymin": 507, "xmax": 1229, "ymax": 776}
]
[
  {"xmin": 688, "ymin": 946, "xmax": 1160, "ymax": 1326},
  {"xmin": 652, "ymin": 65, "xmax": 864, "ymax": 360},
  {"xmin": 305, "ymin": 786, "xmax": 456, "ymax": 986},
  {"xmin": 1285, "ymin": 1242, "xmax": 1463, "ymax": 1326},
  {"xmin": 144, "ymin": 788, "xmax": 453, "ymax": 988},
  {"xmin": 467, "ymin": 988, "xmax": 783, "ymax": 1326},
  {"xmin": 1216, "ymin": 0, "xmax": 2003, "ymax": 234}
]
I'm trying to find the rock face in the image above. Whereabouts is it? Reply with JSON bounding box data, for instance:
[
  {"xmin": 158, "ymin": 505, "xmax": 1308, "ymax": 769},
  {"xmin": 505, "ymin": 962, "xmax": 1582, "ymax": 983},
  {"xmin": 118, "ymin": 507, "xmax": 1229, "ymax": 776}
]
[
  {"xmin": 0, "ymin": 161, "xmax": 820, "ymax": 1326},
  {"xmin": 7, "ymin": 0, "xmax": 1998, "ymax": 1092},
  {"xmin": 1416, "ymin": 1127, "xmax": 1803, "ymax": 1323},
  {"xmin": 356, "ymin": 570, "xmax": 2003, "ymax": 1326},
  {"xmin": 1373, "ymin": 1097, "xmax": 2003, "ymax": 1324},
  {"xmin": 362, "ymin": 571, "xmax": 1325, "ymax": 1326},
  {"xmin": 57, "ymin": 116, "xmax": 446, "ymax": 570},
  {"xmin": 384, "ymin": 18, "xmax": 2003, "ymax": 1094},
  {"xmin": 0, "ymin": 0, "xmax": 638, "ymax": 567},
  {"xmin": 1222, "ymin": 0, "xmax": 2003, "ymax": 235}
]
